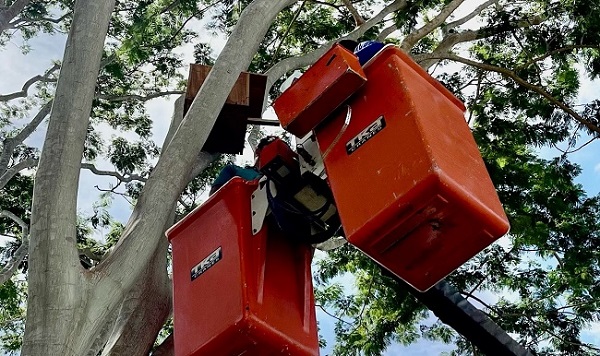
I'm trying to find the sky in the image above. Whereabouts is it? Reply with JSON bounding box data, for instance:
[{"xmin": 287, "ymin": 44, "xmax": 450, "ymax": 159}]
[{"xmin": 1, "ymin": 1, "xmax": 599, "ymax": 355}]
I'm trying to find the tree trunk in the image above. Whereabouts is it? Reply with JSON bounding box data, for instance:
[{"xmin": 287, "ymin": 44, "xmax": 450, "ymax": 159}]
[
  {"xmin": 22, "ymin": 0, "xmax": 116, "ymax": 355},
  {"xmin": 23, "ymin": 1, "xmax": 300, "ymax": 354},
  {"xmin": 100, "ymin": 238, "xmax": 172, "ymax": 356},
  {"xmin": 93, "ymin": 0, "xmax": 300, "ymax": 330}
]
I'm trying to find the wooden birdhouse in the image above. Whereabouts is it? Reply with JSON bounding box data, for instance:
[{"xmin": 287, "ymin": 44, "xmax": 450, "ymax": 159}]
[{"xmin": 184, "ymin": 64, "xmax": 268, "ymax": 154}]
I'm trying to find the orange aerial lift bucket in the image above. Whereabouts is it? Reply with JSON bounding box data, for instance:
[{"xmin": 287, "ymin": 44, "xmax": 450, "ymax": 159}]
[
  {"xmin": 315, "ymin": 46, "xmax": 509, "ymax": 291},
  {"xmin": 274, "ymin": 44, "xmax": 509, "ymax": 292},
  {"xmin": 166, "ymin": 178, "xmax": 319, "ymax": 356},
  {"xmin": 273, "ymin": 44, "xmax": 367, "ymax": 138}
]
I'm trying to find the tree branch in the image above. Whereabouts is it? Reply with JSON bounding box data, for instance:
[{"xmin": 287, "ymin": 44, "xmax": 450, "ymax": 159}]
[
  {"xmin": 188, "ymin": 152, "xmax": 218, "ymax": 182},
  {"xmin": 430, "ymin": 53, "xmax": 600, "ymax": 135},
  {"xmin": 400, "ymin": 0, "xmax": 466, "ymax": 51},
  {"xmin": 0, "ymin": 210, "xmax": 29, "ymax": 285},
  {"xmin": 164, "ymin": 0, "xmax": 228, "ymax": 45},
  {"xmin": 0, "ymin": 100, "xmax": 51, "ymax": 183},
  {"xmin": 518, "ymin": 45, "xmax": 600, "ymax": 70},
  {"xmin": 81, "ymin": 163, "xmax": 147, "ymax": 183},
  {"xmin": 269, "ymin": 1, "xmax": 306, "ymax": 67},
  {"xmin": 0, "ymin": 63, "xmax": 60, "ymax": 102},
  {"xmin": 444, "ymin": 0, "xmax": 498, "ymax": 33},
  {"xmin": 316, "ymin": 304, "xmax": 354, "ymax": 326},
  {"xmin": 0, "ymin": 157, "xmax": 38, "ymax": 190},
  {"xmin": 415, "ymin": 14, "xmax": 546, "ymax": 70},
  {"xmin": 17, "ymin": 11, "xmax": 71, "ymax": 26},
  {"xmin": 23, "ymin": 0, "xmax": 118, "ymax": 353},
  {"xmin": 95, "ymin": 90, "xmax": 184, "ymax": 103},
  {"xmin": 340, "ymin": 0, "xmax": 364, "ymax": 26},
  {"xmin": 13, "ymin": 99, "xmax": 54, "ymax": 145},
  {"xmin": 376, "ymin": 23, "xmax": 397, "ymax": 41},
  {"xmin": 460, "ymin": 291, "xmax": 497, "ymax": 315},
  {"xmin": 265, "ymin": 0, "xmax": 408, "ymax": 95},
  {"xmin": 0, "ymin": 0, "xmax": 30, "ymax": 32},
  {"xmin": 95, "ymin": 0, "xmax": 301, "ymax": 331}
]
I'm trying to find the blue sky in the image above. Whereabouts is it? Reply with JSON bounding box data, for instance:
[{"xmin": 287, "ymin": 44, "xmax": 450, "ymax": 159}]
[{"xmin": 1, "ymin": 5, "xmax": 599, "ymax": 355}]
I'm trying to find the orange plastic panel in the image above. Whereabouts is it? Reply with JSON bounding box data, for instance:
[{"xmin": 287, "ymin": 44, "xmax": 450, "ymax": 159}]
[
  {"xmin": 315, "ymin": 47, "xmax": 509, "ymax": 292},
  {"xmin": 273, "ymin": 44, "xmax": 367, "ymax": 137},
  {"xmin": 257, "ymin": 138, "xmax": 298, "ymax": 172},
  {"xmin": 166, "ymin": 178, "xmax": 319, "ymax": 356}
]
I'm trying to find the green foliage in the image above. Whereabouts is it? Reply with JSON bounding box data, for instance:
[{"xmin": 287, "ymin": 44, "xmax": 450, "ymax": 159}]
[
  {"xmin": 3, "ymin": 0, "xmax": 600, "ymax": 355},
  {"xmin": 0, "ymin": 279, "xmax": 26, "ymax": 354},
  {"xmin": 0, "ymin": 174, "xmax": 32, "ymax": 236},
  {"xmin": 0, "ymin": 1, "xmax": 72, "ymax": 47},
  {"xmin": 108, "ymin": 137, "xmax": 158, "ymax": 173},
  {"xmin": 177, "ymin": 154, "xmax": 235, "ymax": 215}
]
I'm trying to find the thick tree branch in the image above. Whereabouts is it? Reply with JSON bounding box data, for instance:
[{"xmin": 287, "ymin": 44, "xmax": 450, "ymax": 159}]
[
  {"xmin": 415, "ymin": 15, "xmax": 546, "ymax": 70},
  {"xmin": 444, "ymin": 0, "xmax": 498, "ymax": 33},
  {"xmin": 188, "ymin": 152, "xmax": 218, "ymax": 182},
  {"xmin": 0, "ymin": 0, "xmax": 30, "ymax": 32},
  {"xmin": 265, "ymin": 0, "xmax": 408, "ymax": 95},
  {"xmin": 308, "ymin": 0, "xmax": 341, "ymax": 11},
  {"xmin": 377, "ymin": 23, "xmax": 397, "ymax": 41},
  {"xmin": 0, "ymin": 63, "xmax": 60, "ymax": 102},
  {"xmin": 247, "ymin": 124, "xmax": 263, "ymax": 152},
  {"xmin": 414, "ymin": 29, "xmax": 480, "ymax": 69},
  {"xmin": 162, "ymin": 94, "xmax": 185, "ymax": 150},
  {"xmin": 81, "ymin": 163, "xmax": 148, "ymax": 183},
  {"xmin": 161, "ymin": 95, "xmax": 219, "ymax": 182},
  {"xmin": 13, "ymin": 100, "xmax": 53, "ymax": 145},
  {"xmin": 0, "ymin": 157, "xmax": 38, "ymax": 190},
  {"xmin": 95, "ymin": 0, "xmax": 300, "ymax": 335},
  {"xmin": 340, "ymin": 0, "xmax": 364, "ymax": 26},
  {"xmin": 99, "ymin": 239, "xmax": 171, "ymax": 356},
  {"xmin": 400, "ymin": 0, "xmax": 466, "ymax": 51},
  {"xmin": 430, "ymin": 53, "xmax": 600, "ymax": 135},
  {"xmin": 0, "ymin": 210, "xmax": 29, "ymax": 285},
  {"xmin": 96, "ymin": 90, "xmax": 184, "ymax": 103},
  {"xmin": 518, "ymin": 45, "xmax": 600, "ymax": 70}
]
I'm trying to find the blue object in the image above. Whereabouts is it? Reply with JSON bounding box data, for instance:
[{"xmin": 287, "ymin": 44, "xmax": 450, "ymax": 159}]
[
  {"xmin": 354, "ymin": 40, "xmax": 385, "ymax": 65},
  {"xmin": 210, "ymin": 164, "xmax": 261, "ymax": 194}
]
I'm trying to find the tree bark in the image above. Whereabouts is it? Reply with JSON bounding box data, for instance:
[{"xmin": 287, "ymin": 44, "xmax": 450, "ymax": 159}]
[
  {"xmin": 100, "ymin": 239, "xmax": 171, "ymax": 356},
  {"xmin": 152, "ymin": 334, "xmax": 174, "ymax": 356},
  {"xmin": 400, "ymin": 0, "xmax": 466, "ymax": 51},
  {"xmin": 22, "ymin": 0, "xmax": 116, "ymax": 354},
  {"xmin": 94, "ymin": 0, "xmax": 300, "ymax": 319},
  {"xmin": 0, "ymin": 0, "xmax": 30, "ymax": 32},
  {"xmin": 265, "ymin": 0, "xmax": 407, "ymax": 94}
]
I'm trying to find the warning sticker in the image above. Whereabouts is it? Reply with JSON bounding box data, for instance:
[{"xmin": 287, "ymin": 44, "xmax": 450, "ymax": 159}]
[
  {"xmin": 191, "ymin": 246, "xmax": 222, "ymax": 281},
  {"xmin": 346, "ymin": 116, "xmax": 386, "ymax": 154}
]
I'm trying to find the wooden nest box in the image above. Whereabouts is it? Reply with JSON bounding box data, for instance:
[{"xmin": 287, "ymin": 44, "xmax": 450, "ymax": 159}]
[{"xmin": 184, "ymin": 64, "xmax": 268, "ymax": 154}]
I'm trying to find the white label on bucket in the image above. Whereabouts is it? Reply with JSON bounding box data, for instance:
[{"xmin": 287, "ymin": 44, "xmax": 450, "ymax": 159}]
[
  {"xmin": 346, "ymin": 115, "xmax": 386, "ymax": 154},
  {"xmin": 191, "ymin": 246, "xmax": 222, "ymax": 281}
]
